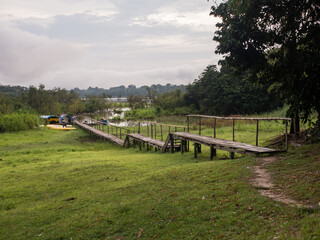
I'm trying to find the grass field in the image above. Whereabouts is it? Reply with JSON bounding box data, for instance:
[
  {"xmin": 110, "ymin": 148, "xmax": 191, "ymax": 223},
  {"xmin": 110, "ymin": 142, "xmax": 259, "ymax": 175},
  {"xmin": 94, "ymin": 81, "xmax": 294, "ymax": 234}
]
[{"xmin": 0, "ymin": 127, "xmax": 319, "ymax": 239}]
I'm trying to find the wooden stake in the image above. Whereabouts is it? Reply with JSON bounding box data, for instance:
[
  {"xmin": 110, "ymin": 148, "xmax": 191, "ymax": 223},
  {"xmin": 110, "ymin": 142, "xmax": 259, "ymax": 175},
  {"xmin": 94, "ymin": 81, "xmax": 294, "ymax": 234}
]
[
  {"xmin": 256, "ymin": 120, "xmax": 259, "ymax": 146},
  {"xmin": 214, "ymin": 118, "xmax": 216, "ymax": 138},
  {"xmin": 232, "ymin": 119, "xmax": 235, "ymax": 141}
]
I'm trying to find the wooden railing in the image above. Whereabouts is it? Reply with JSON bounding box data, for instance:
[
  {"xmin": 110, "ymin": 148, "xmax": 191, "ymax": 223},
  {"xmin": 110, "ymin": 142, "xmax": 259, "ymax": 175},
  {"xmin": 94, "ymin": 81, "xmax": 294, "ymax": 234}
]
[{"xmin": 186, "ymin": 114, "xmax": 291, "ymax": 151}]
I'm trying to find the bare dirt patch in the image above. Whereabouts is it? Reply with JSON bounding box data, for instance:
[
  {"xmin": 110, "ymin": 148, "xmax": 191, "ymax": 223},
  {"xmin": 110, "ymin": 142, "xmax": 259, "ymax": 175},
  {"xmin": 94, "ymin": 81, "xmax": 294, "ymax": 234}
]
[{"xmin": 251, "ymin": 156, "xmax": 316, "ymax": 208}]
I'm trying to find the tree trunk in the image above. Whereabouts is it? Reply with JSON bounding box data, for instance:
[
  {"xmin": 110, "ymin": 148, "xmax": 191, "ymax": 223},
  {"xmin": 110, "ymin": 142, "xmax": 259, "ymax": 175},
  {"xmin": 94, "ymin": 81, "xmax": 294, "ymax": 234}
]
[{"xmin": 290, "ymin": 115, "xmax": 300, "ymax": 135}]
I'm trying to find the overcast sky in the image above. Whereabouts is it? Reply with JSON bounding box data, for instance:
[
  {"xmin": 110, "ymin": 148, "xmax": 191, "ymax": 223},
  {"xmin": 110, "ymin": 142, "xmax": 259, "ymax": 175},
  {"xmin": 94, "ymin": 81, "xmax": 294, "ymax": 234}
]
[{"xmin": 0, "ymin": 0, "xmax": 221, "ymax": 89}]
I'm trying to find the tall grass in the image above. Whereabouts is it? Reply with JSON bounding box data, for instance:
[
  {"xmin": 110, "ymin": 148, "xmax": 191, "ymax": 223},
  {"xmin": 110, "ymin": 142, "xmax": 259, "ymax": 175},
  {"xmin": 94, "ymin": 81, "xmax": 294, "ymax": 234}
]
[{"xmin": 0, "ymin": 113, "xmax": 43, "ymax": 133}]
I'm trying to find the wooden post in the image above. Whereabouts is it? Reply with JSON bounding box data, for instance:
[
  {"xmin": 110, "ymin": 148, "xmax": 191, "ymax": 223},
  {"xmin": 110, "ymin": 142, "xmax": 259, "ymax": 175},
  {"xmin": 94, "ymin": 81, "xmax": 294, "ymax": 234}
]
[
  {"xmin": 155, "ymin": 125, "xmax": 157, "ymax": 139},
  {"xmin": 194, "ymin": 143, "xmax": 198, "ymax": 158},
  {"xmin": 116, "ymin": 127, "xmax": 118, "ymax": 137},
  {"xmin": 111, "ymin": 125, "xmax": 113, "ymax": 135},
  {"xmin": 199, "ymin": 117, "xmax": 201, "ymax": 135},
  {"xmin": 120, "ymin": 128, "xmax": 122, "ymax": 139},
  {"xmin": 181, "ymin": 140, "xmax": 184, "ymax": 154},
  {"xmin": 214, "ymin": 118, "xmax": 216, "ymax": 138},
  {"xmin": 187, "ymin": 116, "xmax": 190, "ymax": 152},
  {"xmin": 161, "ymin": 125, "xmax": 163, "ymax": 141},
  {"xmin": 139, "ymin": 141, "xmax": 142, "ymax": 151},
  {"xmin": 256, "ymin": 120, "xmax": 259, "ymax": 146},
  {"xmin": 138, "ymin": 122, "xmax": 141, "ymax": 134},
  {"xmin": 285, "ymin": 120, "xmax": 288, "ymax": 151},
  {"xmin": 147, "ymin": 124, "xmax": 149, "ymax": 137},
  {"xmin": 187, "ymin": 116, "xmax": 190, "ymax": 132},
  {"xmin": 230, "ymin": 152, "xmax": 235, "ymax": 159},
  {"xmin": 151, "ymin": 124, "xmax": 153, "ymax": 138},
  {"xmin": 210, "ymin": 146, "xmax": 216, "ymax": 160},
  {"xmin": 170, "ymin": 135, "xmax": 174, "ymax": 153},
  {"xmin": 232, "ymin": 119, "xmax": 235, "ymax": 141}
]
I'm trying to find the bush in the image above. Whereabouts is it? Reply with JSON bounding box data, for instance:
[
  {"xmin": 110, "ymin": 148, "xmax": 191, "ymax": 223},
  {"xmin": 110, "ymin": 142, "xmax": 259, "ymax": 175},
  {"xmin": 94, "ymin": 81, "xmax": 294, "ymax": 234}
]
[
  {"xmin": 125, "ymin": 108, "xmax": 156, "ymax": 120},
  {"xmin": 0, "ymin": 113, "xmax": 43, "ymax": 133}
]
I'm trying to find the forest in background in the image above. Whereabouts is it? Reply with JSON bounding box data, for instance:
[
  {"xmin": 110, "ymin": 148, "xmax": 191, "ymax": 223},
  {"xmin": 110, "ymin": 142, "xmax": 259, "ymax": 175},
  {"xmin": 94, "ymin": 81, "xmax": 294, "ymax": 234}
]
[{"xmin": 0, "ymin": 62, "xmax": 282, "ymax": 120}]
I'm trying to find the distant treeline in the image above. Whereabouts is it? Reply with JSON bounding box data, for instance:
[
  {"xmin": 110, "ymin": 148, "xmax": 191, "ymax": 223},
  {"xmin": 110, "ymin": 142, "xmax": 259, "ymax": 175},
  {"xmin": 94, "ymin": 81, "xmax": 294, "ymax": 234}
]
[
  {"xmin": 126, "ymin": 64, "xmax": 283, "ymax": 119},
  {"xmin": 71, "ymin": 84, "xmax": 187, "ymax": 98},
  {"xmin": 1, "ymin": 64, "xmax": 282, "ymax": 121}
]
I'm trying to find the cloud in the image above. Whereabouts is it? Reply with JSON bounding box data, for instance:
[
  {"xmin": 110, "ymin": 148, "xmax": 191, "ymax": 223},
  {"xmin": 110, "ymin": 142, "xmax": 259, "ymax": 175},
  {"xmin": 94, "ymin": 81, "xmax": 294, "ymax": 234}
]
[
  {"xmin": 0, "ymin": 25, "xmax": 82, "ymax": 83},
  {"xmin": 0, "ymin": 0, "xmax": 223, "ymax": 89},
  {"xmin": 132, "ymin": 8, "xmax": 219, "ymax": 32},
  {"xmin": 35, "ymin": 64, "xmax": 205, "ymax": 90},
  {"xmin": 0, "ymin": 0, "xmax": 118, "ymax": 27}
]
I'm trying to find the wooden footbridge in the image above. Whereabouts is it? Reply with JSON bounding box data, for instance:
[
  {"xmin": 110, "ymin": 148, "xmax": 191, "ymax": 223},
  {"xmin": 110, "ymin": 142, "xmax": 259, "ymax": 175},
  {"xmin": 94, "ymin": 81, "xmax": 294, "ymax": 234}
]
[
  {"xmin": 74, "ymin": 115, "xmax": 291, "ymax": 160},
  {"xmin": 74, "ymin": 120, "xmax": 124, "ymax": 145}
]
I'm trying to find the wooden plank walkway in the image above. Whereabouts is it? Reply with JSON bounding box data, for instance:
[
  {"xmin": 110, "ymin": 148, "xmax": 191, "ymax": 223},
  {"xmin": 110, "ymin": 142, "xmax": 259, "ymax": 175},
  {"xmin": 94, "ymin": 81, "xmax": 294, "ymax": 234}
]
[
  {"xmin": 124, "ymin": 133, "xmax": 168, "ymax": 151},
  {"xmin": 164, "ymin": 132, "xmax": 282, "ymax": 159},
  {"xmin": 74, "ymin": 121, "xmax": 124, "ymax": 145}
]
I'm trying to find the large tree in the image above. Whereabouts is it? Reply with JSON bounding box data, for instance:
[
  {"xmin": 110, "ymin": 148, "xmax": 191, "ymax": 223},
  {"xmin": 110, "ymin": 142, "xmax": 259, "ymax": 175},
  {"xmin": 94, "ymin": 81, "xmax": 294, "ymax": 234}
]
[
  {"xmin": 184, "ymin": 64, "xmax": 281, "ymax": 115},
  {"xmin": 211, "ymin": 0, "xmax": 320, "ymax": 132}
]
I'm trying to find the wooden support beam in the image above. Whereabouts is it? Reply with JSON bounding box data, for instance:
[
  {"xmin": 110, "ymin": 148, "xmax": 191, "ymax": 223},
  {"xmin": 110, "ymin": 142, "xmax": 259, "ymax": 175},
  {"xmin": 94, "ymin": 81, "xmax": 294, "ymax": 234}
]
[
  {"xmin": 232, "ymin": 119, "xmax": 235, "ymax": 141},
  {"xmin": 210, "ymin": 146, "xmax": 216, "ymax": 160},
  {"xmin": 181, "ymin": 140, "xmax": 185, "ymax": 154},
  {"xmin": 256, "ymin": 120, "xmax": 259, "ymax": 146},
  {"xmin": 170, "ymin": 134, "xmax": 174, "ymax": 153},
  {"xmin": 151, "ymin": 124, "xmax": 153, "ymax": 138},
  {"xmin": 230, "ymin": 152, "xmax": 235, "ymax": 159},
  {"xmin": 214, "ymin": 118, "xmax": 216, "ymax": 138},
  {"xmin": 194, "ymin": 143, "xmax": 198, "ymax": 158}
]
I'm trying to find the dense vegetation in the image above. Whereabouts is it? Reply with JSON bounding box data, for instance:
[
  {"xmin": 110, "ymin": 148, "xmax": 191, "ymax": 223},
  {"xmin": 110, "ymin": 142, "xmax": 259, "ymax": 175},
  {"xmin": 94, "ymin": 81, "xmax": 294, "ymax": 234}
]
[
  {"xmin": 126, "ymin": 64, "xmax": 283, "ymax": 119},
  {"xmin": 184, "ymin": 65, "xmax": 282, "ymax": 115},
  {"xmin": 71, "ymin": 84, "xmax": 186, "ymax": 98},
  {"xmin": 210, "ymin": 0, "xmax": 320, "ymax": 133}
]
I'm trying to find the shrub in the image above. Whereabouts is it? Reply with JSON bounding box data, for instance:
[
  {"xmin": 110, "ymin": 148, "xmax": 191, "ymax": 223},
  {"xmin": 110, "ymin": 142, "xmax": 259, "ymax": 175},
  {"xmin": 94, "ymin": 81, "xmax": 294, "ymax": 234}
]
[{"xmin": 0, "ymin": 113, "xmax": 43, "ymax": 133}]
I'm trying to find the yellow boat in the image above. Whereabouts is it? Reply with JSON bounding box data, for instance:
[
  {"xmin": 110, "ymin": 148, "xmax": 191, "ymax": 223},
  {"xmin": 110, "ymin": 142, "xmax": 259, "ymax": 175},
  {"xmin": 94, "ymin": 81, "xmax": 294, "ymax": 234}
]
[{"xmin": 46, "ymin": 124, "xmax": 77, "ymax": 131}]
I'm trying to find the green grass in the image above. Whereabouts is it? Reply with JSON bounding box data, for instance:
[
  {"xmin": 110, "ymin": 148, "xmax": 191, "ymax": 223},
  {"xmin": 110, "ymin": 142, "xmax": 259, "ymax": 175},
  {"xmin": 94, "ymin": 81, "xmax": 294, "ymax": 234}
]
[
  {"xmin": 0, "ymin": 128, "xmax": 319, "ymax": 239},
  {"xmin": 269, "ymin": 144, "xmax": 320, "ymax": 206}
]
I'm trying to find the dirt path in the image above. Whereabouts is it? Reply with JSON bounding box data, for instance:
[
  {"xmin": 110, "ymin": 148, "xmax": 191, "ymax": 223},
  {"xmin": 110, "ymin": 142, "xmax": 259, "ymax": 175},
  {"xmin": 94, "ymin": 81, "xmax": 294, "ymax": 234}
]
[{"xmin": 250, "ymin": 156, "xmax": 312, "ymax": 208}]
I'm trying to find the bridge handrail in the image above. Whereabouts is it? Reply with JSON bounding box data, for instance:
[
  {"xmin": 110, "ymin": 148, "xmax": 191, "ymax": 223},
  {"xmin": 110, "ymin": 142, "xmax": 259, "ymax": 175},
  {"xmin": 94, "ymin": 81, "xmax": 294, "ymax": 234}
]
[{"xmin": 186, "ymin": 114, "xmax": 291, "ymax": 121}]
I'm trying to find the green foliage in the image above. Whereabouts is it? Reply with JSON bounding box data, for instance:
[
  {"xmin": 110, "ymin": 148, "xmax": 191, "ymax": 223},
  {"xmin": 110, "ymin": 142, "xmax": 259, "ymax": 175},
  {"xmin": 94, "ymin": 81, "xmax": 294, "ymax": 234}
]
[
  {"xmin": 72, "ymin": 84, "xmax": 186, "ymax": 98},
  {"xmin": 184, "ymin": 64, "xmax": 282, "ymax": 115},
  {"xmin": 125, "ymin": 108, "xmax": 157, "ymax": 120},
  {"xmin": 22, "ymin": 84, "xmax": 80, "ymax": 115},
  {"xmin": 211, "ymin": 0, "xmax": 320, "ymax": 122},
  {"xmin": 84, "ymin": 95, "xmax": 106, "ymax": 113},
  {"xmin": 153, "ymin": 89, "xmax": 185, "ymax": 113},
  {"xmin": 0, "ymin": 113, "xmax": 43, "ymax": 133},
  {"xmin": 127, "ymin": 95, "xmax": 145, "ymax": 109}
]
